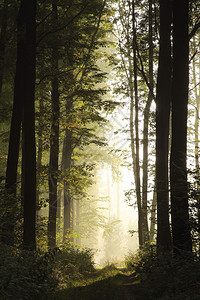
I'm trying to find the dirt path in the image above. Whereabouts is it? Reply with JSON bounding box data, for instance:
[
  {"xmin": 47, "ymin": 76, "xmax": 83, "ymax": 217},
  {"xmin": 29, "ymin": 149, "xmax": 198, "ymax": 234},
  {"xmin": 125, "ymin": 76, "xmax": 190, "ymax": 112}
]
[{"xmin": 59, "ymin": 272, "xmax": 140, "ymax": 300}]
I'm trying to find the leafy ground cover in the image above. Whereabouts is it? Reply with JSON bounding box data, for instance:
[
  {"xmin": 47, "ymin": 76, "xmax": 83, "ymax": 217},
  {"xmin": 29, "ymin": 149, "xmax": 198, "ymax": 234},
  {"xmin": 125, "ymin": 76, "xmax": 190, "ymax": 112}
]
[{"xmin": 1, "ymin": 244, "xmax": 200, "ymax": 299}]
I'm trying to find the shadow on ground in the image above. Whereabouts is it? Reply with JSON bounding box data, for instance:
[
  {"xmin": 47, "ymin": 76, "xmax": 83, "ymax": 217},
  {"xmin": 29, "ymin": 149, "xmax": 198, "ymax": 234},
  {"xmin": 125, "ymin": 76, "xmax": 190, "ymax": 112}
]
[{"xmin": 55, "ymin": 273, "xmax": 140, "ymax": 300}]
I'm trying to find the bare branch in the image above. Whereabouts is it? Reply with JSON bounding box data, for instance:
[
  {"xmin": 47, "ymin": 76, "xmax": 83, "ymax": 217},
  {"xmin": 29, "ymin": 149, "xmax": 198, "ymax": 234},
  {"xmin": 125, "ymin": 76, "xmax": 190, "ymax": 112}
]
[
  {"xmin": 189, "ymin": 19, "xmax": 200, "ymax": 40},
  {"xmin": 36, "ymin": 4, "xmax": 88, "ymax": 45},
  {"xmin": 135, "ymin": 45, "xmax": 156, "ymax": 100}
]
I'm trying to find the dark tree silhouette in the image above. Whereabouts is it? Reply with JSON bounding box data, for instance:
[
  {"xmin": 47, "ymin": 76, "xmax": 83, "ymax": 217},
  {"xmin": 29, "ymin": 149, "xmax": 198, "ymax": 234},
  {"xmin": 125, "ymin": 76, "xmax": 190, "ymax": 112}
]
[
  {"xmin": 156, "ymin": 0, "xmax": 172, "ymax": 252},
  {"xmin": 170, "ymin": 0, "xmax": 192, "ymax": 253}
]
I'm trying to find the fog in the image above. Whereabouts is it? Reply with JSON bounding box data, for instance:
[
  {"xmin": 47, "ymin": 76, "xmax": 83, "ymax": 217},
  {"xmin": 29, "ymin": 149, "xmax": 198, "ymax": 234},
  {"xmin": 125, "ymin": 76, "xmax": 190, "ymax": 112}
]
[{"xmin": 94, "ymin": 166, "xmax": 139, "ymax": 266}]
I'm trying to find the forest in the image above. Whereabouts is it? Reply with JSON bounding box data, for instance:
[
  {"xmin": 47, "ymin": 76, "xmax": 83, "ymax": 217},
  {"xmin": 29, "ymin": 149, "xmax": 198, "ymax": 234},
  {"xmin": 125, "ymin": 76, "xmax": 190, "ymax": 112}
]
[{"xmin": 1, "ymin": 0, "xmax": 200, "ymax": 299}]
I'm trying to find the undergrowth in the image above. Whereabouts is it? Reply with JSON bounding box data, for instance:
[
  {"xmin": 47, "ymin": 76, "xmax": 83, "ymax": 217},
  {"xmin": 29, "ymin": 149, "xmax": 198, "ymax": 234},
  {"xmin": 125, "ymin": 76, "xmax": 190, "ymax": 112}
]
[
  {"xmin": 0, "ymin": 244, "xmax": 95, "ymax": 300},
  {"xmin": 125, "ymin": 244, "xmax": 200, "ymax": 299}
]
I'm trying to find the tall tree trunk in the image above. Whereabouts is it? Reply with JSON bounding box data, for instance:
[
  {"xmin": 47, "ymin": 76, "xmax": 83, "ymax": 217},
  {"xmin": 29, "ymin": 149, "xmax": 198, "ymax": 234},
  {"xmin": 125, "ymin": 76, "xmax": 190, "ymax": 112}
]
[
  {"xmin": 198, "ymin": 40, "xmax": 200, "ymax": 253},
  {"xmin": 141, "ymin": 0, "xmax": 154, "ymax": 243},
  {"xmin": 170, "ymin": 0, "xmax": 192, "ymax": 253},
  {"xmin": 0, "ymin": 0, "xmax": 8, "ymax": 96},
  {"xmin": 36, "ymin": 96, "xmax": 44, "ymax": 218},
  {"xmin": 4, "ymin": 0, "xmax": 37, "ymax": 249},
  {"xmin": 62, "ymin": 115, "xmax": 73, "ymax": 243},
  {"xmin": 156, "ymin": 0, "xmax": 172, "ymax": 252},
  {"xmin": 22, "ymin": 0, "xmax": 37, "ymax": 250},
  {"xmin": 3, "ymin": 5, "xmax": 24, "ymax": 246},
  {"xmin": 132, "ymin": 0, "xmax": 143, "ymax": 247},
  {"xmin": 48, "ymin": 5, "xmax": 59, "ymax": 249},
  {"xmin": 192, "ymin": 37, "xmax": 200, "ymax": 253},
  {"xmin": 150, "ymin": 187, "xmax": 156, "ymax": 241}
]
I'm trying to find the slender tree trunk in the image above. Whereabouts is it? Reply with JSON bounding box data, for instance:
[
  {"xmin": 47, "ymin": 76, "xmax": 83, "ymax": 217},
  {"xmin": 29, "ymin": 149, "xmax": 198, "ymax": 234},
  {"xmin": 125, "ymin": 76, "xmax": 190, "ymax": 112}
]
[
  {"xmin": 156, "ymin": 0, "xmax": 172, "ymax": 252},
  {"xmin": 132, "ymin": 0, "xmax": 143, "ymax": 247},
  {"xmin": 192, "ymin": 37, "xmax": 200, "ymax": 171},
  {"xmin": 76, "ymin": 200, "xmax": 81, "ymax": 245},
  {"xmin": 0, "ymin": 0, "xmax": 8, "ymax": 96},
  {"xmin": 198, "ymin": 41, "xmax": 200, "ymax": 253},
  {"xmin": 150, "ymin": 187, "xmax": 156, "ymax": 241},
  {"xmin": 128, "ymin": 45, "xmax": 143, "ymax": 247},
  {"xmin": 62, "ymin": 121, "xmax": 73, "ymax": 243},
  {"xmin": 141, "ymin": 0, "xmax": 154, "ymax": 243},
  {"xmin": 48, "ymin": 5, "xmax": 59, "ymax": 249},
  {"xmin": 36, "ymin": 96, "xmax": 44, "ymax": 217},
  {"xmin": 192, "ymin": 37, "xmax": 200, "ymax": 253},
  {"xmin": 22, "ymin": 0, "xmax": 37, "ymax": 250},
  {"xmin": 57, "ymin": 188, "xmax": 62, "ymax": 220},
  {"xmin": 170, "ymin": 0, "xmax": 192, "ymax": 253}
]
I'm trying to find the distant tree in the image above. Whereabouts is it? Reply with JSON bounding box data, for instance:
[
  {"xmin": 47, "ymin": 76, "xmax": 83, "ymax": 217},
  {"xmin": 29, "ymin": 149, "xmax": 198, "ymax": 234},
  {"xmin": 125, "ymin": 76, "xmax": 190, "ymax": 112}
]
[{"xmin": 114, "ymin": 0, "xmax": 156, "ymax": 247}]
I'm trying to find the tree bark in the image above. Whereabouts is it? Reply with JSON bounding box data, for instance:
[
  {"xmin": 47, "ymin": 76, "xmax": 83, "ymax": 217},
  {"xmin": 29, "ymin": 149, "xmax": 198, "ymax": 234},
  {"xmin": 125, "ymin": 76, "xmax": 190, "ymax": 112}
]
[
  {"xmin": 0, "ymin": 0, "xmax": 8, "ymax": 96},
  {"xmin": 141, "ymin": 0, "xmax": 154, "ymax": 243},
  {"xmin": 132, "ymin": 0, "xmax": 143, "ymax": 247},
  {"xmin": 192, "ymin": 37, "xmax": 200, "ymax": 253},
  {"xmin": 48, "ymin": 5, "xmax": 60, "ymax": 249},
  {"xmin": 62, "ymin": 127, "xmax": 73, "ymax": 243},
  {"xmin": 22, "ymin": 0, "xmax": 37, "ymax": 250},
  {"xmin": 36, "ymin": 96, "xmax": 44, "ymax": 217},
  {"xmin": 4, "ymin": 0, "xmax": 37, "ymax": 249},
  {"xmin": 170, "ymin": 0, "xmax": 192, "ymax": 253},
  {"xmin": 62, "ymin": 100, "xmax": 73, "ymax": 243},
  {"xmin": 156, "ymin": 0, "xmax": 172, "ymax": 252},
  {"xmin": 150, "ymin": 187, "xmax": 156, "ymax": 241}
]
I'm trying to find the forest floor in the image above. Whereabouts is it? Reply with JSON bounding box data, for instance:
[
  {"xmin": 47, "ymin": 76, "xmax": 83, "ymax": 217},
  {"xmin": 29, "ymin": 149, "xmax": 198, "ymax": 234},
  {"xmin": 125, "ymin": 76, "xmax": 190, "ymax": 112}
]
[{"xmin": 54, "ymin": 268, "xmax": 141, "ymax": 300}]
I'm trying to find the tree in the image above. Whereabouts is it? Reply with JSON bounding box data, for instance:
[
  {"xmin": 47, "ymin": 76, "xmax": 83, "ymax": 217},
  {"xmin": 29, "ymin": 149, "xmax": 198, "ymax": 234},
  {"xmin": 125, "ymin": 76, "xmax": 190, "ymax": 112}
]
[
  {"xmin": 170, "ymin": 0, "xmax": 192, "ymax": 253},
  {"xmin": 21, "ymin": 0, "xmax": 37, "ymax": 251},
  {"xmin": 114, "ymin": 0, "xmax": 156, "ymax": 247},
  {"xmin": 0, "ymin": 0, "xmax": 8, "ymax": 97},
  {"xmin": 48, "ymin": 4, "xmax": 60, "ymax": 249},
  {"xmin": 156, "ymin": 0, "xmax": 172, "ymax": 252},
  {"xmin": 3, "ymin": 0, "xmax": 37, "ymax": 250}
]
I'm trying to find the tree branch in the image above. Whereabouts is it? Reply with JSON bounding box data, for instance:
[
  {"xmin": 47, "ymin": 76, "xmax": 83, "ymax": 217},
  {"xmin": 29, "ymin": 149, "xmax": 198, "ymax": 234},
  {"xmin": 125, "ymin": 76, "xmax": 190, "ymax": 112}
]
[
  {"xmin": 135, "ymin": 44, "xmax": 156, "ymax": 100},
  {"xmin": 189, "ymin": 19, "xmax": 200, "ymax": 40},
  {"xmin": 36, "ymin": 4, "xmax": 88, "ymax": 45}
]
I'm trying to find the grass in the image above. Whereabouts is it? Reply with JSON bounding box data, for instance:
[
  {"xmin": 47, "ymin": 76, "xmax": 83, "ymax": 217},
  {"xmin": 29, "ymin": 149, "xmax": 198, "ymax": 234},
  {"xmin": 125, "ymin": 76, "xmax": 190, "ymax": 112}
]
[{"xmin": 49, "ymin": 264, "xmax": 138, "ymax": 300}]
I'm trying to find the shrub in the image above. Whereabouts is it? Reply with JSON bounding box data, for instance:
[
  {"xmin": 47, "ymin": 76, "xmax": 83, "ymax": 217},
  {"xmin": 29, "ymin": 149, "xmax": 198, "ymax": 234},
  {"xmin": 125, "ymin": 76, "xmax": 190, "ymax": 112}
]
[
  {"xmin": 125, "ymin": 245, "xmax": 200, "ymax": 299},
  {"xmin": 52, "ymin": 245, "xmax": 95, "ymax": 288},
  {"xmin": 0, "ymin": 246, "xmax": 57, "ymax": 300}
]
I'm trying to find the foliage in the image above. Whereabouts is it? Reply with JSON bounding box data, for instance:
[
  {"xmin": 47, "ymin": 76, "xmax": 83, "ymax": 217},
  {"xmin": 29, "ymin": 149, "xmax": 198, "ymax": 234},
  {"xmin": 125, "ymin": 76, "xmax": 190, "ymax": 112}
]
[
  {"xmin": 125, "ymin": 245, "xmax": 200, "ymax": 299},
  {"xmin": 52, "ymin": 245, "xmax": 95, "ymax": 288},
  {"xmin": 0, "ymin": 244, "xmax": 95, "ymax": 299},
  {"xmin": 0, "ymin": 246, "xmax": 57, "ymax": 300}
]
